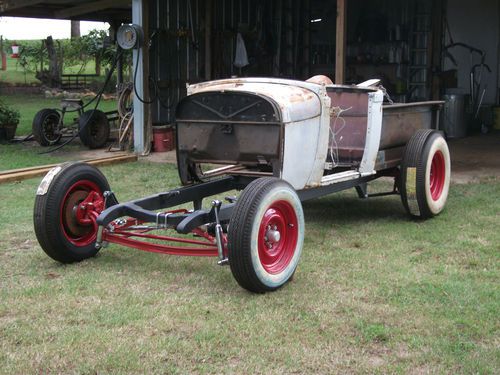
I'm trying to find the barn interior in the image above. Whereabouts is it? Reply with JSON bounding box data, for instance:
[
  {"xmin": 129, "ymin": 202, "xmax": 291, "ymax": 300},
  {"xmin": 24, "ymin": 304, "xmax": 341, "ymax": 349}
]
[{"xmin": 1, "ymin": 0, "xmax": 499, "ymax": 153}]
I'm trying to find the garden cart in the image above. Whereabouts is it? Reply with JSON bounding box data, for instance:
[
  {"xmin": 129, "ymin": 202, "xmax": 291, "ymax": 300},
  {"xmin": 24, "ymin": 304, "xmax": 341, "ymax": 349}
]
[{"xmin": 32, "ymin": 98, "xmax": 112, "ymax": 149}]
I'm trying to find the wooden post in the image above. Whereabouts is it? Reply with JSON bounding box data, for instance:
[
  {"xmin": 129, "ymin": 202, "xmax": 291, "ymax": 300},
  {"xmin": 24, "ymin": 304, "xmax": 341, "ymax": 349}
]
[
  {"xmin": 110, "ymin": 23, "xmax": 123, "ymax": 85},
  {"xmin": 70, "ymin": 20, "xmax": 81, "ymax": 39},
  {"xmin": 1, "ymin": 36, "xmax": 6, "ymax": 71},
  {"xmin": 497, "ymin": 1, "xmax": 500, "ymax": 105},
  {"xmin": 273, "ymin": 0, "xmax": 283, "ymax": 77},
  {"xmin": 205, "ymin": 0, "xmax": 213, "ymax": 80},
  {"xmin": 335, "ymin": 0, "xmax": 347, "ymax": 84},
  {"xmin": 430, "ymin": 0, "xmax": 444, "ymax": 100},
  {"xmin": 132, "ymin": 0, "xmax": 150, "ymax": 154},
  {"xmin": 302, "ymin": 0, "xmax": 311, "ymax": 79},
  {"xmin": 40, "ymin": 40, "xmax": 44, "ymax": 72},
  {"xmin": 284, "ymin": 0, "xmax": 293, "ymax": 77},
  {"xmin": 46, "ymin": 36, "xmax": 60, "ymax": 87},
  {"xmin": 95, "ymin": 52, "xmax": 101, "ymax": 76}
]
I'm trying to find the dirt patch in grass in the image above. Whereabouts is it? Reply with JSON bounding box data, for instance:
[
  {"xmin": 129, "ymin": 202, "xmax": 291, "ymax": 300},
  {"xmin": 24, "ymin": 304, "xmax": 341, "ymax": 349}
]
[{"xmin": 449, "ymin": 132, "xmax": 500, "ymax": 184}]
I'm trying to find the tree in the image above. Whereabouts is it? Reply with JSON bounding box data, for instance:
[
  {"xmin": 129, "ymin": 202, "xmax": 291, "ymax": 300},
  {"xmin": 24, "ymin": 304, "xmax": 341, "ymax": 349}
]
[
  {"xmin": 45, "ymin": 36, "xmax": 61, "ymax": 87},
  {"xmin": 71, "ymin": 21, "xmax": 81, "ymax": 39}
]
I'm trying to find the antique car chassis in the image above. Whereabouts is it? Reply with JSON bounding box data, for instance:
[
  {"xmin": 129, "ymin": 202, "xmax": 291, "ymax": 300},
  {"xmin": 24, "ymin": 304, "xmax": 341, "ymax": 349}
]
[
  {"xmin": 34, "ymin": 77, "xmax": 451, "ymax": 293},
  {"xmin": 95, "ymin": 171, "xmax": 382, "ymax": 257}
]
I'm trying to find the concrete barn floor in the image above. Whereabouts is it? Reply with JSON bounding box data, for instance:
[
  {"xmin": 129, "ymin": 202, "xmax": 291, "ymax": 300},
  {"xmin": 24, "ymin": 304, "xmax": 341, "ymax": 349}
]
[{"xmin": 446, "ymin": 131, "xmax": 500, "ymax": 183}]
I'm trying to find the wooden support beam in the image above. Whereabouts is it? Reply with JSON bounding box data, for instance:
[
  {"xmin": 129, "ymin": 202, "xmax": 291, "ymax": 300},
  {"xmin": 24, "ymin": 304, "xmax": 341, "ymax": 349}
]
[
  {"xmin": 0, "ymin": 154, "xmax": 137, "ymax": 185},
  {"xmin": 335, "ymin": 0, "xmax": 347, "ymax": 84},
  {"xmin": 55, "ymin": 0, "xmax": 129, "ymax": 19},
  {"xmin": 205, "ymin": 0, "xmax": 213, "ymax": 80},
  {"xmin": 0, "ymin": 0, "xmax": 43, "ymax": 13},
  {"xmin": 431, "ymin": 0, "xmax": 444, "ymax": 100},
  {"xmin": 131, "ymin": 0, "xmax": 150, "ymax": 154}
]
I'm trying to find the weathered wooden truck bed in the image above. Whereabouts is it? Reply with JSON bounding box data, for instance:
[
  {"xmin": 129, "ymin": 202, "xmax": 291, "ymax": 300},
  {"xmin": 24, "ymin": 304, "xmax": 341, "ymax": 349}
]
[{"xmin": 327, "ymin": 86, "xmax": 443, "ymax": 166}]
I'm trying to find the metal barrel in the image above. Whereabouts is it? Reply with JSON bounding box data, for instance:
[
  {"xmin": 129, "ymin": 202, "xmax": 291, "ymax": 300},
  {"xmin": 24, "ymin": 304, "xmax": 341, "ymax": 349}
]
[{"xmin": 441, "ymin": 94, "xmax": 467, "ymax": 138}]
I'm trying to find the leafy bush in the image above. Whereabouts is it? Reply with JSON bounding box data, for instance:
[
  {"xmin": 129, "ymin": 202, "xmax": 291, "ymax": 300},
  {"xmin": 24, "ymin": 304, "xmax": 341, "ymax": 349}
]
[
  {"xmin": 0, "ymin": 100, "xmax": 20, "ymax": 125},
  {"xmin": 6, "ymin": 30, "xmax": 117, "ymax": 80}
]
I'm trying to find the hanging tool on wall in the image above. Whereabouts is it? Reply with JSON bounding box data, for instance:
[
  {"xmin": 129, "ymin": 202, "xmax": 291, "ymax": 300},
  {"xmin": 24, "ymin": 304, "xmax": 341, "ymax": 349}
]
[{"xmin": 443, "ymin": 42, "xmax": 491, "ymax": 121}]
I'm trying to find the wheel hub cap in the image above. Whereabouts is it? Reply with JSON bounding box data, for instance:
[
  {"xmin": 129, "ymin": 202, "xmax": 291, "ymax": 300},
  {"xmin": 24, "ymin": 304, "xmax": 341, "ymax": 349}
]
[
  {"xmin": 266, "ymin": 228, "xmax": 281, "ymax": 244},
  {"xmin": 60, "ymin": 180, "xmax": 104, "ymax": 247},
  {"xmin": 258, "ymin": 200, "xmax": 299, "ymax": 274}
]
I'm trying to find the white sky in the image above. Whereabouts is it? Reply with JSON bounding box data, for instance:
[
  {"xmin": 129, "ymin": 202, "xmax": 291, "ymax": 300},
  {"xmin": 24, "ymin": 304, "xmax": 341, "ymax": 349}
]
[{"xmin": 0, "ymin": 17, "xmax": 109, "ymax": 40}]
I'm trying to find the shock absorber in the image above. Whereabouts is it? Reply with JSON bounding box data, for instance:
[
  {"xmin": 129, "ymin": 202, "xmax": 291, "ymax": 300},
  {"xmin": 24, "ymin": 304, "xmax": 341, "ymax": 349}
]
[{"xmin": 211, "ymin": 200, "xmax": 228, "ymax": 266}]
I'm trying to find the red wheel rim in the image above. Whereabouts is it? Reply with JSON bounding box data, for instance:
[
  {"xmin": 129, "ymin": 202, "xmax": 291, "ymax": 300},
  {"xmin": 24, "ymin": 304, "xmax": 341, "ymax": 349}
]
[
  {"xmin": 60, "ymin": 180, "xmax": 105, "ymax": 247},
  {"xmin": 258, "ymin": 200, "xmax": 298, "ymax": 274},
  {"xmin": 430, "ymin": 150, "xmax": 445, "ymax": 201}
]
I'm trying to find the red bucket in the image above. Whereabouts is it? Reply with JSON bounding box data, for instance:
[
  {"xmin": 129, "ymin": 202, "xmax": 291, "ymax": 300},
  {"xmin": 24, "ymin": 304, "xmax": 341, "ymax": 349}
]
[{"xmin": 152, "ymin": 125, "xmax": 175, "ymax": 152}]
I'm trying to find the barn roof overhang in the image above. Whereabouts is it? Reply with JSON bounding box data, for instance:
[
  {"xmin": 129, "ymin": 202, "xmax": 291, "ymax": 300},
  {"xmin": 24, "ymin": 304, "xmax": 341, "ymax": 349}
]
[{"xmin": 0, "ymin": 0, "xmax": 131, "ymax": 23}]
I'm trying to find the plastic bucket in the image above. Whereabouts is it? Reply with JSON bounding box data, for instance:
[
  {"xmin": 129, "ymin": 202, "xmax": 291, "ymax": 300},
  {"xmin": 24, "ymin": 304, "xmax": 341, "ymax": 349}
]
[
  {"xmin": 0, "ymin": 123, "xmax": 17, "ymax": 141},
  {"xmin": 152, "ymin": 125, "xmax": 175, "ymax": 152}
]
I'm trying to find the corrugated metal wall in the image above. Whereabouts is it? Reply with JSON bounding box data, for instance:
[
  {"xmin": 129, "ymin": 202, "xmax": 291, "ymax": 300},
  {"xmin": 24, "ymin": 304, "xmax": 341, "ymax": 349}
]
[{"xmin": 149, "ymin": 0, "xmax": 313, "ymax": 125}]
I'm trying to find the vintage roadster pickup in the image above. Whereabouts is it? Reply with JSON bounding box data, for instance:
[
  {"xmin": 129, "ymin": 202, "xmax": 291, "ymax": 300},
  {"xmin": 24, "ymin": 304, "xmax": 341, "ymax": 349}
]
[{"xmin": 34, "ymin": 76, "xmax": 450, "ymax": 293}]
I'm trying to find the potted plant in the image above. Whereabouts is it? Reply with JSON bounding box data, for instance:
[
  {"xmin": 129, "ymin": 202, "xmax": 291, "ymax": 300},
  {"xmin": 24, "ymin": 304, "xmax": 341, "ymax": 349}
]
[{"xmin": 0, "ymin": 100, "xmax": 20, "ymax": 141}]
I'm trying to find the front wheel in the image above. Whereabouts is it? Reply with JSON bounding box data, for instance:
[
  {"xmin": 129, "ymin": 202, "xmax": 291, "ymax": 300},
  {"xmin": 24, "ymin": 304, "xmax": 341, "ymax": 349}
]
[
  {"xmin": 400, "ymin": 130, "xmax": 451, "ymax": 219},
  {"xmin": 34, "ymin": 162, "xmax": 110, "ymax": 263},
  {"xmin": 228, "ymin": 177, "xmax": 305, "ymax": 293}
]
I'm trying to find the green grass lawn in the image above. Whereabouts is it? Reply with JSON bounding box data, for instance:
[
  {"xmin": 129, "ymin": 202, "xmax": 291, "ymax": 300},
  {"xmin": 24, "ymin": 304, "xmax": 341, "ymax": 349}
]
[
  {"xmin": 0, "ymin": 54, "xmax": 39, "ymax": 85},
  {"xmin": 0, "ymin": 142, "xmax": 93, "ymax": 170},
  {"xmin": 0, "ymin": 161, "xmax": 498, "ymax": 374}
]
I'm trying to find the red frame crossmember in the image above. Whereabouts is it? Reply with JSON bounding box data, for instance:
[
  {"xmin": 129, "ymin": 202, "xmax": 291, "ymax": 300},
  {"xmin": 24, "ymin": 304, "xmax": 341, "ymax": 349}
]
[{"xmin": 101, "ymin": 212, "xmax": 222, "ymax": 257}]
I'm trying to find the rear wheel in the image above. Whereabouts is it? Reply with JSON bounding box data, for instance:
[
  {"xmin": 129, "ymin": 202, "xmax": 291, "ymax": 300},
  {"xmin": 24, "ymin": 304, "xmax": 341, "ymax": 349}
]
[
  {"xmin": 79, "ymin": 110, "xmax": 110, "ymax": 149},
  {"xmin": 228, "ymin": 178, "xmax": 304, "ymax": 293},
  {"xmin": 400, "ymin": 130, "xmax": 451, "ymax": 219},
  {"xmin": 34, "ymin": 162, "xmax": 110, "ymax": 263},
  {"xmin": 32, "ymin": 108, "xmax": 62, "ymax": 146}
]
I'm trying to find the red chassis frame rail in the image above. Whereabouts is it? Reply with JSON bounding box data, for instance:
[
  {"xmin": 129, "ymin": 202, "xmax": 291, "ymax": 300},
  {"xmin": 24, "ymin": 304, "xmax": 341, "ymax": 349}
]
[
  {"xmin": 92, "ymin": 176, "xmax": 245, "ymax": 258},
  {"xmin": 101, "ymin": 215, "xmax": 222, "ymax": 257}
]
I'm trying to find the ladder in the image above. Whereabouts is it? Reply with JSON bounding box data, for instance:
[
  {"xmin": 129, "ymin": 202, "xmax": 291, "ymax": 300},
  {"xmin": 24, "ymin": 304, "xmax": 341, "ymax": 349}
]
[{"xmin": 407, "ymin": 0, "xmax": 432, "ymax": 101}]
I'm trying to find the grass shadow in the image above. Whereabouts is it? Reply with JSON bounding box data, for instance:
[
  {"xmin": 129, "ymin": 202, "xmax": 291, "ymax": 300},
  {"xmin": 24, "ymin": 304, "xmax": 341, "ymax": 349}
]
[{"xmin": 302, "ymin": 193, "xmax": 408, "ymax": 226}]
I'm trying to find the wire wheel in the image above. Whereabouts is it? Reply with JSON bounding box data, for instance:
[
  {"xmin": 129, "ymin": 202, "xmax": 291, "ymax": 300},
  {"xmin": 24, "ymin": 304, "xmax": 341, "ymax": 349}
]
[{"xmin": 32, "ymin": 108, "xmax": 62, "ymax": 146}]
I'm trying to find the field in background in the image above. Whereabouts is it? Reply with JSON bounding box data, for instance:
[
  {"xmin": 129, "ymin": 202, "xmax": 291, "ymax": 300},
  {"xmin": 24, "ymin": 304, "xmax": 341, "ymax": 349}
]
[
  {"xmin": 0, "ymin": 53, "xmax": 39, "ymax": 85},
  {"xmin": 0, "ymin": 161, "xmax": 498, "ymax": 374},
  {"xmin": 0, "ymin": 53, "xmax": 102, "ymax": 85}
]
